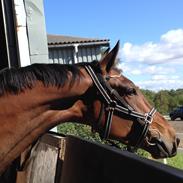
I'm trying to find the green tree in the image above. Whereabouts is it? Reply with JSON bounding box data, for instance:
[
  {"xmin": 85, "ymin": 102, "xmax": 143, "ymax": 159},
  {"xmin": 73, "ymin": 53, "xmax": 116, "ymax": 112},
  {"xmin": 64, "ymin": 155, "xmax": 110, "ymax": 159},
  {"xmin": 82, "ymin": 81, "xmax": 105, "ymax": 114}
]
[
  {"xmin": 141, "ymin": 89, "xmax": 155, "ymax": 106},
  {"xmin": 154, "ymin": 90, "xmax": 169, "ymax": 114}
]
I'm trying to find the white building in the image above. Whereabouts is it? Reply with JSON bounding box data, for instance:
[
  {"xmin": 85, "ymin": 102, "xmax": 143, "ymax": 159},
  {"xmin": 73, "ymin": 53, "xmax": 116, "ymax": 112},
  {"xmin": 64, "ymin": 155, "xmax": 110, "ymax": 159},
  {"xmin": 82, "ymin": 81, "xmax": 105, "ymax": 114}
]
[{"xmin": 47, "ymin": 34, "xmax": 110, "ymax": 64}]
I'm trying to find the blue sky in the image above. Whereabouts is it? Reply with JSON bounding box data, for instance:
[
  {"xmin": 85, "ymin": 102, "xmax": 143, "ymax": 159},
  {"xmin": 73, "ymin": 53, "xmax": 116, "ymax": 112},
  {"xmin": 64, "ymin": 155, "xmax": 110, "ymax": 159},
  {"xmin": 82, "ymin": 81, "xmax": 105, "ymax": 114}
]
[{"xmin": 44, "ymin": 0, "xmax": 183, "ymax": 91}]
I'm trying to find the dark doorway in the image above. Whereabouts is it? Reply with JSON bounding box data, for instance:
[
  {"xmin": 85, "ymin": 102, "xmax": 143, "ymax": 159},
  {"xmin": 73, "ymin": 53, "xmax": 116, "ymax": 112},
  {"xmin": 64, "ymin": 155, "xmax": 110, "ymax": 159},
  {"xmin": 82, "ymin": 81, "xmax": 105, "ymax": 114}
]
[{"xmin": 0, "ymin": 0, "xmax": 19, "ymax": 71}]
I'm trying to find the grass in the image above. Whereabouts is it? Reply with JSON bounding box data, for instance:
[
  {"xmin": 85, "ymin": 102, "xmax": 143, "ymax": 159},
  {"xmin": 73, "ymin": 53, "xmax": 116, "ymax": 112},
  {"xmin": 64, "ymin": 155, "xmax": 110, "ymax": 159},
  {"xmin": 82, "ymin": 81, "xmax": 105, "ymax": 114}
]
[
  {"xmin": 165, "ymin": 153, "xmax": 183, "ymax": 170},
  {"xmin": 147, "ymin": 152, "xmax": 183, "ymax": 170}
]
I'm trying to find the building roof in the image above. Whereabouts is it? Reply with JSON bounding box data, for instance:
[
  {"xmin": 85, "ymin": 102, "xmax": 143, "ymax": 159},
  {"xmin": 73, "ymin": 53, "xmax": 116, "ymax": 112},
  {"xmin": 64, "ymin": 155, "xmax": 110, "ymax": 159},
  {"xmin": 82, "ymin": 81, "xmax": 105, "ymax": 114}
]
[{"xmin": 47, "ymin": 34, "xmax": 110, "ymax": 46}]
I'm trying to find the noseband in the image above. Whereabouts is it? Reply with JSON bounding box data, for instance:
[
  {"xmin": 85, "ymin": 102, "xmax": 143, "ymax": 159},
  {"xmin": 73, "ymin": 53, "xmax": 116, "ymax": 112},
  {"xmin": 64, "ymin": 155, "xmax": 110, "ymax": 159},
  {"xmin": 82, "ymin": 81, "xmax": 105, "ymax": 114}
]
[{"xmin": 85, "ymin": 65, "xmax": 157, "ymax": 152}]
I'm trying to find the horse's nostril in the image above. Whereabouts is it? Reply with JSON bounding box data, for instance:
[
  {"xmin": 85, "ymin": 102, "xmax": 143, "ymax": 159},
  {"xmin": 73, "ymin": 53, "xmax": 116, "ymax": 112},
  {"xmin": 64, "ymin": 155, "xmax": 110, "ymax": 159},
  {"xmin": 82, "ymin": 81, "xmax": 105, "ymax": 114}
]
[
  {"xmin": 176, "ymin": 138, "xmax": 180, "ymax": 146},
  {"xmin": 171, "ymin": 139, "xmax": 179, "ymax": 156},
  {"xmin": 171, "ymin": 138, "xmax": 180, "ymax": 156}
]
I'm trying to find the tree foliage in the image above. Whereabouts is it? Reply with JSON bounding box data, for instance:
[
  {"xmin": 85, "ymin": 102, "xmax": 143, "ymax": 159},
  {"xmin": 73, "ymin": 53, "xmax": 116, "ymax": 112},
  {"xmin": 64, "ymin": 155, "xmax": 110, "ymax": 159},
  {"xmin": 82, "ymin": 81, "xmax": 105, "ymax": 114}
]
[
  {"xmin": 141, "ymin": 88, "xmax": 183, "ymax": 114},
  {"xmin": 58, "ymin": 122, "xmax": 102, "ymax": 143}
]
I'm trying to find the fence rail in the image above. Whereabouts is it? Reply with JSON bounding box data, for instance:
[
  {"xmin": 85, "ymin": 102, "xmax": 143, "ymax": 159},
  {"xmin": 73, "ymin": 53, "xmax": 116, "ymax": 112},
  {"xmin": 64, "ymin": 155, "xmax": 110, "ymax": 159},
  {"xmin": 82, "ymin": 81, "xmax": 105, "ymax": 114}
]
[{"xmin": 15, "ymin": 132, "xmax": 183, "ymax": 183}]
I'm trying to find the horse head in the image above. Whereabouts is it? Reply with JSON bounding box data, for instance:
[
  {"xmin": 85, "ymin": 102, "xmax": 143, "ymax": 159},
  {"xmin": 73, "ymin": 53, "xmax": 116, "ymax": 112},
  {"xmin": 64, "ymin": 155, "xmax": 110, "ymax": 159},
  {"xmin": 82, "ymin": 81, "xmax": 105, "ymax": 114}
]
[{"xmin": 82, "ymin": 41, "xmax": 179, "ymax": 159}]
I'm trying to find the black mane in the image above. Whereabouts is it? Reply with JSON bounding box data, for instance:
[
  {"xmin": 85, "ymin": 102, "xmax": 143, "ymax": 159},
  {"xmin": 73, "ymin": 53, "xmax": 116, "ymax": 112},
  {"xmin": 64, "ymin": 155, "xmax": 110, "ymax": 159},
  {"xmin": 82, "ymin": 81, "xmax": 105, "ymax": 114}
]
[{"xmin": 0, "ymin": 62, "xmax": 98, "ymax": 96}]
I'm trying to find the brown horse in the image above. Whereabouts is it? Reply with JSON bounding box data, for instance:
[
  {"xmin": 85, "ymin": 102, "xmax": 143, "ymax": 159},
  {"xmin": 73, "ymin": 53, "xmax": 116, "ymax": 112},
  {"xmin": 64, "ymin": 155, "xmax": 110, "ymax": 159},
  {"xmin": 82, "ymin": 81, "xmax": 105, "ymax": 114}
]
[{"xmin": 0, "ymin": 41, "xmax": 179, "ymax": 175}]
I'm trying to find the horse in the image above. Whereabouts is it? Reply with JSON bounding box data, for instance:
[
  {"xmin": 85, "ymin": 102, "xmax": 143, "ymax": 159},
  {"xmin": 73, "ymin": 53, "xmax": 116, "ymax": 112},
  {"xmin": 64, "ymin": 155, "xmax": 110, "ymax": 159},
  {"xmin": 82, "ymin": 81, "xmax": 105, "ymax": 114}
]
[{"xmin": 0, "ymin": 41, "xmax": 179, "ymax": 175}]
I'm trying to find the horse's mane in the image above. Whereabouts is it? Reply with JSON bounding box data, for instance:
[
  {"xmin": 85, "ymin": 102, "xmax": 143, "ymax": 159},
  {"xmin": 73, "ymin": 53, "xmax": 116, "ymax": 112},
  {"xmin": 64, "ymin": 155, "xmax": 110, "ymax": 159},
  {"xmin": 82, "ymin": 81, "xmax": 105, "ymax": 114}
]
[
  {"xmin": 0, "ymin": 62, "xmax": 98, "ymax": 96},
  {"xmin": 0, "ymin": 60, "xmax": 123, "ymax": 96}
]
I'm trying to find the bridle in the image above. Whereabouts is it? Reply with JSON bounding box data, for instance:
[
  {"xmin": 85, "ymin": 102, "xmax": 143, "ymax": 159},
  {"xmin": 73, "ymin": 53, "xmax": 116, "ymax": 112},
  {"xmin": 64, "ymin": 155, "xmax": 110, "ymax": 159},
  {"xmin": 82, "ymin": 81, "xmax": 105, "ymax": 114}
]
[{"xmin": 85, "ymin": 65, "xmax": 157, "ymax": 152}]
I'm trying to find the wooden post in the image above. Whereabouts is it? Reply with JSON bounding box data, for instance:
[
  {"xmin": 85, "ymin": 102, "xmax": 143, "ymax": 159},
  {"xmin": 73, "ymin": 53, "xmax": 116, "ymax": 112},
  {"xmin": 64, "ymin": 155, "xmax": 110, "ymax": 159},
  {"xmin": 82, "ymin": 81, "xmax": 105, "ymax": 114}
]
[{"xmin": 16, "ymin": 133, "xmax": 66, "ymax": 183}]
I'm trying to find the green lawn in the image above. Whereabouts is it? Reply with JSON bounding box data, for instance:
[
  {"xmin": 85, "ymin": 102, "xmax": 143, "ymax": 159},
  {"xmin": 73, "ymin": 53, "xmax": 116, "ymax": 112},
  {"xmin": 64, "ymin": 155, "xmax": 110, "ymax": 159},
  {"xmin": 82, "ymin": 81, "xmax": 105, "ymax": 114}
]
[
  {"xmin": 145, "ymin": 152, "xmax": 183, "ymax": 170},
  {"xmin": 164, "ymin": 152, "xmax": 183, "ymax": 170}
]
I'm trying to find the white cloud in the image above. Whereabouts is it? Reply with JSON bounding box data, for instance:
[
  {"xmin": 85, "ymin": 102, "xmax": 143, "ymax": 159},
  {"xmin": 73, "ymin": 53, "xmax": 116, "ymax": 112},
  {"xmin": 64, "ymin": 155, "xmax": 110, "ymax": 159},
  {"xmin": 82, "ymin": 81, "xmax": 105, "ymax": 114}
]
[
  {"xmin": 120, "ymin": 28, "xmax": 183, "ymax": 64},
  {"xmin": 137, "ymin": 78, "xmax": 183, "ymax": 91},
  {"xmin": 161, "ymin": 29, "xmax": 183, "ymax": 44},
  {"xmin": 119, "ymin": 63, "xmax": 175, "ymax": 76},
  {"xmin": 118, "ymin": 28, "xmax": 183, "ymax": 91},
  {"xmin": 152, "ymin": 74, "xmax": 179, "ymax": 81},
  {"xmin": 144, "ymin": 65, "xmax": 175, "ymax": 75},
  {"xmin": 131, "ymin": 69, "xmax": 142, "ymax": 75}
]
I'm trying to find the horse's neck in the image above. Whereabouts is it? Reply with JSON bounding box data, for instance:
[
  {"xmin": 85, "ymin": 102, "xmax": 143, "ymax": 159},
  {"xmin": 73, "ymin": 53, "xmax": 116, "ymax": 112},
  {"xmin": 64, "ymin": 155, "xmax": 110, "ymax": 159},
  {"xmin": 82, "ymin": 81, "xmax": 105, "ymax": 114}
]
[{"xmin": 0, "ymin": 81, "xmax": 89, "ymax": 174}]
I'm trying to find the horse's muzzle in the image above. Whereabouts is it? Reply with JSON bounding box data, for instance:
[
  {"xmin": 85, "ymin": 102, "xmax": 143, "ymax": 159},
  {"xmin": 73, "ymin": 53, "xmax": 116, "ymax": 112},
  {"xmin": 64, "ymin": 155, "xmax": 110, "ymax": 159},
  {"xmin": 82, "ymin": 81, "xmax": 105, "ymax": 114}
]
[{"xmin": 147, "ymin": 137, "xmax": 180, "ymax": 159}]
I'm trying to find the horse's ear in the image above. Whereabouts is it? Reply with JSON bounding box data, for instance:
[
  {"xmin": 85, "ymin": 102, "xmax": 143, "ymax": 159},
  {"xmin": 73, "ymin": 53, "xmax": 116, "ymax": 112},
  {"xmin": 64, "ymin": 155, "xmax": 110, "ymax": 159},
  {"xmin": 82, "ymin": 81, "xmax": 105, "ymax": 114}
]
[
  {"xmin": 100, "ymin": 47, "xmax": 110, "ymax": 61},
  {"xmin": 100, "ymin": 40, "xmax": 120, "ymax": 73},
  {"xmin": 103, "ymin": 47, "xmax": 110, "ymax": 55}
]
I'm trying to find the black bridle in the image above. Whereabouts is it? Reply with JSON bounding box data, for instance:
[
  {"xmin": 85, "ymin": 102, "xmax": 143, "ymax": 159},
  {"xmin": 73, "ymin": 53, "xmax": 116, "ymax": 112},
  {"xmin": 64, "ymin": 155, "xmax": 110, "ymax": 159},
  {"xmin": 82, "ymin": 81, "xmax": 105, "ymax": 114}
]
[{"xmin": 85, "ymin": 65, "xmax": 157, "ymax": 152}]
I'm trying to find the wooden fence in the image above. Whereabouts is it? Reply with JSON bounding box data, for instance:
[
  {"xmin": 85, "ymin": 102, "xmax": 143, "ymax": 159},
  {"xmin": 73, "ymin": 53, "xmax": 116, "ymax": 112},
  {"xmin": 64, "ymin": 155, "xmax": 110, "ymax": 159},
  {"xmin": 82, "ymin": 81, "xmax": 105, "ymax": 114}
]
[
  {"xmin": 15, "ymin": 132, "xmax": 183, "ymax": 183},
  {"xmin": 16, "ymin": 132, "xmax": 65, "ymax": 183}
]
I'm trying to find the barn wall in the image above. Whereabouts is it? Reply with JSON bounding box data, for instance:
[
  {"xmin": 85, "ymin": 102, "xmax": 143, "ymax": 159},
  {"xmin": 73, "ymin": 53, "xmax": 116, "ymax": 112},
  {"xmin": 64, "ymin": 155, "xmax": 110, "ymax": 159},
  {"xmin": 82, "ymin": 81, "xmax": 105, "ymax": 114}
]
[
  {"xmin": 48, "ymin": 47, "xmax": 74, "ymax": 64},
  {"xmin": 77, "ymin": 46, "xmax": 101, "ymax": 62},
  {"xmin": 24, "ymin": 0, "xmax": 48, "ymax": 64},
  {"xmin": 48, "ymin": 44, "xmax": 109, "ymax": 64},
  {"xmin": 14, "ymin": 0, "xmax": 31, "ymax": 67}
]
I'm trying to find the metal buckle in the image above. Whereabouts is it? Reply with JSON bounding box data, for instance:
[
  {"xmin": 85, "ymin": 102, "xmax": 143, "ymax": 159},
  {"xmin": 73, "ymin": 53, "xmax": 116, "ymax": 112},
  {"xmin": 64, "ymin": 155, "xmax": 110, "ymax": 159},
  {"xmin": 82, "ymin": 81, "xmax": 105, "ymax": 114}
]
[
  {"xmin": 106, "ymin": 100, "xmax": 117, "ymax": 111},
  {"xmin": 144, "ymin": 112, "xmax": 153, "ymax": 124},
  {"xmin": 144, "ymin": 108, "xmax": 156, "ymax": 124}
]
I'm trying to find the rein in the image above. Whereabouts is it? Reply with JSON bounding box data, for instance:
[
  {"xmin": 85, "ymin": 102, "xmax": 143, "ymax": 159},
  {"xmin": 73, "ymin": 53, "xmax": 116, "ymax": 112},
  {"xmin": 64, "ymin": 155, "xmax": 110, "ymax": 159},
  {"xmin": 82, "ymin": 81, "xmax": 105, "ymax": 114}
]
[{"xmin": 85, "ymin": 65, "xmax": 157, "ymax": 152}]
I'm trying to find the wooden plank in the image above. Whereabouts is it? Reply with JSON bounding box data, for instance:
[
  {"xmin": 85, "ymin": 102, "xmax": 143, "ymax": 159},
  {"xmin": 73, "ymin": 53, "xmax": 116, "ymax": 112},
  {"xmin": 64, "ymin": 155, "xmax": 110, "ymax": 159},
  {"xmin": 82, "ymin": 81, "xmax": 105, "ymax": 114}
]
[
  {"xmin": 27, "ymin": 142, "xmax": 58, "ymax": 183},
  {"xmin": 16, "ymin": 133, "xmax": 66, "ymax": 183}
]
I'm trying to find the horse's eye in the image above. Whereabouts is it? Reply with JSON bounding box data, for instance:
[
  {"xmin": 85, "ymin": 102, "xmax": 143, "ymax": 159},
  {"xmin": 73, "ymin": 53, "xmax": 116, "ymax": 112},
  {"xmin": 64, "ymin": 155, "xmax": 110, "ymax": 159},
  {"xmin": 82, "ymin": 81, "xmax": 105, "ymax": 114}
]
[{"xmin": 126, "ymin": 88, "xmax": 136, "ymax": 95}]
